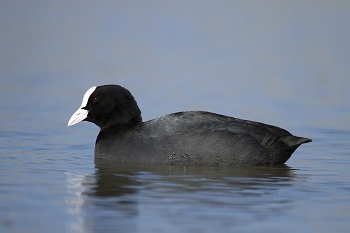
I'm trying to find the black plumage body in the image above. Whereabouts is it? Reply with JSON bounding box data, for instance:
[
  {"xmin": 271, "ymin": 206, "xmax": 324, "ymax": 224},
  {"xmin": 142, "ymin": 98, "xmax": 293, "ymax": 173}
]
[
  {"xmin": 68, "ymin": 85, "xmax": 311, "ymax": 167},
  {"xmin": 95, "ymin": 111, "xmax": 310, "ymax": 166}
]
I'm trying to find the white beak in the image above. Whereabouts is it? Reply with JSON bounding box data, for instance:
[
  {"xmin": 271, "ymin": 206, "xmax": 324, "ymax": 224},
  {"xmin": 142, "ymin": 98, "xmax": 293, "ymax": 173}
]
[
  {"xmin": 67, "ymin": 86, "xmax": 97, "ymax": 127},
  {"xmin": 67, "ymin": 108, "xmax": 89, "ymax": 126}
]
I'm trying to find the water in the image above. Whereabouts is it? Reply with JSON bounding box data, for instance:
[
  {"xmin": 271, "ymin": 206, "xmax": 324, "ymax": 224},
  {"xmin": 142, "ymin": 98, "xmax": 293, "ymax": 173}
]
[
  {"xmin": 1, "ymin": 125, "xmax": 349, "ymax": 233},
  {"xmin": 1, "ymin": 1, "xmax": 350, "ymax": 233}
]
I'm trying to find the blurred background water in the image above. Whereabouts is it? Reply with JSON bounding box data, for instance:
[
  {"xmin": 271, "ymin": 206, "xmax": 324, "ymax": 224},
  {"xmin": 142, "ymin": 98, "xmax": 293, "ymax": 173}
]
[{"xmin": 0, "ymin": 1, "xmax": 349, "ymax": 233}]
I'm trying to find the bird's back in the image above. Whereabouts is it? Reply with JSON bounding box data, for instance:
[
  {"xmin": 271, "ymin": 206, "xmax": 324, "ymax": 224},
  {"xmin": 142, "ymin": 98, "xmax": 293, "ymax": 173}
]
[{"xmin": 95, "ymin": 111, "xmax": 311, "ymax": 166}]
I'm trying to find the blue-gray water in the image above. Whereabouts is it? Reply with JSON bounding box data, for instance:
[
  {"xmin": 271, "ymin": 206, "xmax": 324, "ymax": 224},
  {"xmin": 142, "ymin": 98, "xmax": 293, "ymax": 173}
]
[{"xmin": 1, "ymin": 1, "xmax": 350, "ymax": 233}]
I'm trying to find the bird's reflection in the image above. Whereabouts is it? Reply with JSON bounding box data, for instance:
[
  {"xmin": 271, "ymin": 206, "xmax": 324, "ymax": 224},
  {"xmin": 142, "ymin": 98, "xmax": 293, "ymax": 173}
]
[
  {"xmin": 67, "ymin": 161, "xmax": 298, "ymax": 232},
  {"xmin": 85, "ymin": 161, "xmax": 298, "ymax": 197},
  {"xmin": 83, "ymin": 162, "xmax": 141, "ymax": 198}
]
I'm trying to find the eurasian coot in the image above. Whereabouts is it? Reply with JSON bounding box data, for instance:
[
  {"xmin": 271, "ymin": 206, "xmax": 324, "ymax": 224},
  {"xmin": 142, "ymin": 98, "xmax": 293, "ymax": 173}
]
[{"xmin": 68, "ymin": 85, "xmax": 311, "ymax": 166}]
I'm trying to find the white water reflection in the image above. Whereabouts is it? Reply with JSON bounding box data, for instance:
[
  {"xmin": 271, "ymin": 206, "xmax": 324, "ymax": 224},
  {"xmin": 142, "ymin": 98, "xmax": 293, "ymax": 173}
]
[{"xmin": 65, "ymin": 172, "xmax": 88, "ymax": 233}]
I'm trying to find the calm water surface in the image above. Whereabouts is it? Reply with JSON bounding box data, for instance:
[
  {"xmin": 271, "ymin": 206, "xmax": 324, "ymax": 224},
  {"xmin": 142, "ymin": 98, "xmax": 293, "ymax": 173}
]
[
  {"xmin": 1, "ymin": 1, "xmax": 350, "ymax": 232},
  {"xmin": 0, "ymin": 80, "xmax": 349, "ymax": 233}
]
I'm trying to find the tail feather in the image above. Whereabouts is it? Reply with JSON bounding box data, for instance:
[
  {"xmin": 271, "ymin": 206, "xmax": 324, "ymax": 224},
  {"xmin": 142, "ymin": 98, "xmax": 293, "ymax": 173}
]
[{"xmin": 281, "ymin": 136, "xmax": 312, "ymax": 148}]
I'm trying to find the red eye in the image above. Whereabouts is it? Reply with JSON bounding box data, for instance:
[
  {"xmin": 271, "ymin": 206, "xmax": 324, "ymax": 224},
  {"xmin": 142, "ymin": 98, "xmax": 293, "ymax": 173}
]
[{"xmin": 91, "ymin": 97, "xmax": 97, "ymax": 103}]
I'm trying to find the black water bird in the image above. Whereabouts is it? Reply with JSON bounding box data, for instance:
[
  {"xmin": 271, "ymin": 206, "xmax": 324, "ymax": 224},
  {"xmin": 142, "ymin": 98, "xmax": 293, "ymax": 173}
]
[{"xmin": 68, "ymin": 85, "xmax": 311, "ymax": 166}]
